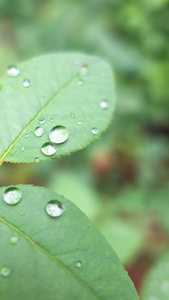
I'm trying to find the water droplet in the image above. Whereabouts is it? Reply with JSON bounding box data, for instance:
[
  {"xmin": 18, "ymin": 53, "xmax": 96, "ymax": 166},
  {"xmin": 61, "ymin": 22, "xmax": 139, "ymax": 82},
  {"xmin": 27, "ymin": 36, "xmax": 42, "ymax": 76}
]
[
  {"xmin": 35, "ymin": 157, "xmax": 40, "ymax": 163},
  {"xmin": 79, "ymin": 65, "xmax": 89, "ymax": 76},
  {"xmin": 77, "ymin": 80, "xmax": 83, "ymax": 86},
  {"xmin": 20, "ymin": 210, "xmax": 24, "ymax": 216},
  {"xmin": 41, "ymin": 142, "xmax": 56, "ymax": 156},
  {"xmin": 25, "ymin": 133, "xmax": 29, "ymax": 138},
  {"xmin": 76, "ymin": 261, "xmax": 82, "ymax": 268},
  {"xmin": 21, "ymin": 146, "xmax": 26, "ymax": 152},
  {"xmin": 100, "ymin": 100, "xmax": 109, "ymax": 109},
  {"xmin": 22, "ymin": 79, "xmax": 30, "ymax": 87},
  {"xmin": 10, "ymin": 236, "xmax": 18, "ymax": 245},
  {"xmin": 7, "ymin": 66, "xmax": 20, "ymax": 77},
  {"xmin": 1, "ymin": 267, "xmax": 11, "ymax": 277},
  {"xmin": 50, "ymin": 118, "xmax": 54, "ymax": 122},
  {"xmin": 91, "ymin": 128, "xmax": 99, "ymax": 135},
  {"xmin": 78, "ymin": 121, "xmax": 82, "ymax": 125},
  {"xmin": 46, "ymin": 200, "xmax": 63, "ymax": 217},
  {"xmin": 3, "ymin": 187, "xmax": 22, "ymax": 205},
  {"xmin": 49, "ymin": 126, "xmax": 69, "ymax": 144},
  {"xmin": 70, "ymin": 113, "xmax": 75, "ymax": 118},
  {"xmin": 34, "ymin": 126, "xmax": 44, "ymax": 137},
  {"xmin": 39, "ymin": 118, "xmax": 45, "ymax": 125}
]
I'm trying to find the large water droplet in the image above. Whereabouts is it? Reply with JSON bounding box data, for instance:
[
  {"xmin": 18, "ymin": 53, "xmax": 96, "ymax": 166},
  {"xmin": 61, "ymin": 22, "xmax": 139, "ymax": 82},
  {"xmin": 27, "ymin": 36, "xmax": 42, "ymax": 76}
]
[
  {"xmin": 3, "ymin": 187, "xmax": 22, "ymax": 205},
  {"xmin": 7, "ymin": 66, "xmax": 20, "ymax": 77},
  {"xmin": 1, "ymin": 267, "xmax": 11, "ymax": 277},
  {"xmin": 91, "ymin": 128, "xmax": 99, "ymax": 135},
  {"xmin": 34, "ymin": 126, "xmax": 44, "ymax": 137},
  {"xmin": 49, "ymin": 126, "xmax": 69, "ymax": 144},
  {"xmin": 39, "ymin": 118, "xmax": 45, "ymax": 125},
  {"xmin": 79, "ymin": 65, "xmax": 89, "ymax": 76},
  {"xmin": 76, "ymin": 261, "xmax": 82, "ymax": 268},
  {"xmin": 10, "ymin": 236, "xmax": 18, "ymax": 245},
  {"xmin": 23, "ymin": 79, "xmax": 30, "ymax": 87},
  {"xmin": 46, "ymin": 200, "xmax": 63, "ymax": 217},
  {"xmin": 100, "ymin": 100, "xmax": 109, "ymax": 109},
  {"xmin": 41, "ymin": 143, "xmax": 56, "ymax": 156}
]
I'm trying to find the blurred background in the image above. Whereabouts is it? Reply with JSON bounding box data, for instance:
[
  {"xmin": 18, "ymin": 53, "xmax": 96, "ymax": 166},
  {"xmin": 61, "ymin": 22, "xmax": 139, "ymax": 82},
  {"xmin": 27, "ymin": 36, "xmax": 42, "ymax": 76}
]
[{"xmin": 0, "ymin": 0, "xmax": 169, "ymax": 297}]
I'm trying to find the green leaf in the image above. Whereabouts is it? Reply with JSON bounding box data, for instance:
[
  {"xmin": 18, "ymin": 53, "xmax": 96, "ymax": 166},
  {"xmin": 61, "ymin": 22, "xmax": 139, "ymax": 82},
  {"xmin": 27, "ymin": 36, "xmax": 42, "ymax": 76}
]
[
  {"xmin": 0, "ymin": 53, "xmax": 115, "ymax": 165},
  {"xmin": 141, "ymin": 252, "xmax": 169, "ymax": 300},
  {"xmin": 0, "ymin": 185, "xmax": 138, "ymax": 300}
]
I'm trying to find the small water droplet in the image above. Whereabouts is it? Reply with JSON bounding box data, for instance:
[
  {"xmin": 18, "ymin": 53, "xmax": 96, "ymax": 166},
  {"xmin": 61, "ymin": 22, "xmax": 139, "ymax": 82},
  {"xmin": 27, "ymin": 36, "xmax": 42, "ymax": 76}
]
[
  {"xmin": 39, "ymin": 118, "xmax": 45, "ymax": 124},
  {"xmin": 35, "ymin": 157, "xmax": 40, "ymax": 163},
  {"xmin": 76, "ymin": 261, "xmax": 82, "ymax": 268},
  {"xmin": 7, "ymin": 66, "xmax": 20, "ymax": 77},
  {"xmin": 49, "ymin": 126, "xmax": 69, "ymax": 144},
  {"xmin": 70, "ymin": 113, "xmax": 75, "ymax": 118},
  {"xmin": 23, "ymin": 79, "xmax": 30, "ymax": 87},
  {"xmin": 10, "ymin": 236, "xmax": 18, "ymax": 245},
  {"xmin": 78, "ymin": 121, "xmax": 82, "ymax": 125},
  {"xmin": 1, "ymin": 267, "xmax": 11, "ymax": 277},
  {"xmin": 50, "ymin": 118, "xmax": 54, "ymax": 122},
  {"xmin": 3, "ymin": 187, "xmax": 22, "ymax": 205},
  {"xmin": 100, "ymin": 100, "xmax": 109, "ymax": 109},
  {"xmin": 34, "ymin": 126, "xmax": 44, "ymax": 137},
  {"xmin": 91, "ymin": 128, "xmax": 99, "ymax": 135},
  {"xmin": 79, "ymin": 65, "xmax": 89, "ymax": 76},
  {"xmin": 77, "ymin": 80, "xmax": 83, "ymax": 86},
  {"xmin": 20, "ymin": 210, "xmax": 24, "ymax": 216},
  {"xmin": 46, "ymin": 200, "xmax": 63, "ymax": 217},
  {"xmin": 21, "ymin": 146, "xmax": 26, "ymax": 152},
  {"xmin": 41, "ymin": 142, "xmax": 56, "ymax": 156},
  {"xmin": 25, "ymin": 133, "xmax": 29, "ymax": 138}
]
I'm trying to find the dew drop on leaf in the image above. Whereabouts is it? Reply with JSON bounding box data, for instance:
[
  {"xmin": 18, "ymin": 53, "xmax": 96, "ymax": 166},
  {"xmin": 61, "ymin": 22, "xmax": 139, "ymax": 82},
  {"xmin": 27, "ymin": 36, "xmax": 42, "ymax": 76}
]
[
  {"xmin": 21, "ymin": 146, "xmax": 26, "ymax": 152},
  {"xmin": 22, "ymin": 79, "xmax": 31, "ymax": 87},
  {"xmin": 20, "ymin": 210, "xmax": 24, "ymax": 216},
  {"xmin": 78, "ymin": 121, "xmax": 82, "ymax": 125},
  {"xmin": 79, "ymin": 65, "xmax": 89, "ymax": 76},
  {"xmin": 1, "ymin": 267, "xmax": 11, "ymax": 277},
  {"xmin": 49, "ymin": 126, "xmax": 69, "ymax": 144},
  {"xmin": 6, "ymin": 66, "xmax": 20, "ymax": 77},
  {"xmin": 3, "ymin": 187, "xmax": 22, "ymax": 205},
  {"xmin": 70, "ymin": 113, "xmax": 75, "ymax": 118},
  {"xmin": 34, "ymin": 126, "xmax": 44, "ymax": 137},
  {"xmin": 91, "ymin": 128, "xmax": 99, "ymax": 135},
  {"xmin": 39, "ymin": 118, "xmax": 45, "ymax": 124},
  {"xmin": 41, "ymin": 142, "xmax": 56, "ymax": 156},
  {"xmin": 100, "ymin": 100, "xmax": 109, "ymax": 109},
  {"xmin": 50, "ymin": 118, "xmax": 54, "ymax": 122},
  {"xmin": 45, "ymin": 200, "xmax": 63, "ymax": 217},
  {"xmin": 25, "ymin": 133, "xmax": 29, "ymax": 138},
  {"xmin": 10, "ymin": 236, "xmax": 18, "ymax": 245},
  {"xmin": 35, "ymin": 157, "xmax": 40, "ymax": 163},
  {"xmin": 76, "ymin": 261, "xmax": 82, "ymax": 268},
  {"xmin": 77, "ymin": 79, "xmax": 83, "ymax": 86}
]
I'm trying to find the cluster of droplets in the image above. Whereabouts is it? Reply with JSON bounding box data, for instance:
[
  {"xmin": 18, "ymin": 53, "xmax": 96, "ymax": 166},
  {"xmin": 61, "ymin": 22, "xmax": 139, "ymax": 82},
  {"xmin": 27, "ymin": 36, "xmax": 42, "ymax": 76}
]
[
  {"xmin": 6, "ymin": 66, "xmax": 31, "ymax": 88},
  {"xmin": 5, "ymin": 61, "xmax": 110, "ymax": 160},
  {"xmin": 1, "ymin": 186, "xmax": 83, "ymax": 274}
]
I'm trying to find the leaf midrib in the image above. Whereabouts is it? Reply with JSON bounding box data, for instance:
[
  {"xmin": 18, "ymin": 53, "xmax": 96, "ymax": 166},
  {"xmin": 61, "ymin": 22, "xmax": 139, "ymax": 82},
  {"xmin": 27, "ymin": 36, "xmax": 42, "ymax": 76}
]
[
  {"xmin": 0, "ymin": 215, "xmax": 101, "ymax": 300},
  {"xmin": 0, "ymin": 74, "xmax": 78, "ymax": 166}
]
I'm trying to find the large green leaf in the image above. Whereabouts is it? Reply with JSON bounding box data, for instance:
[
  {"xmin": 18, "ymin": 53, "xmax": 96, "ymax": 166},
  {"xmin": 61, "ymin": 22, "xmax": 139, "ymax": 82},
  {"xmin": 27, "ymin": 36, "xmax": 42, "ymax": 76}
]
[
  {"xmin": 0, "ymin": 53, "xmax": 115, "ymax": 165},
  {"xmin": 0, "ymin": 185, "xmax": 138, "ymax": 300},
  {"xmin": 141, "ymin": 252, "xmax": 169, "ymax": 300}
]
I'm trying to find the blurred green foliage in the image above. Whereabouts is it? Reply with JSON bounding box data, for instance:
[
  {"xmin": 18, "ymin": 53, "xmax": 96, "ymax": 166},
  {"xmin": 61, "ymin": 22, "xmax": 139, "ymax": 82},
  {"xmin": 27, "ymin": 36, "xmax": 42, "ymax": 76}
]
[{"xmin": 0, "ymin": 0, "xmax": 168, "ymax": 295}]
